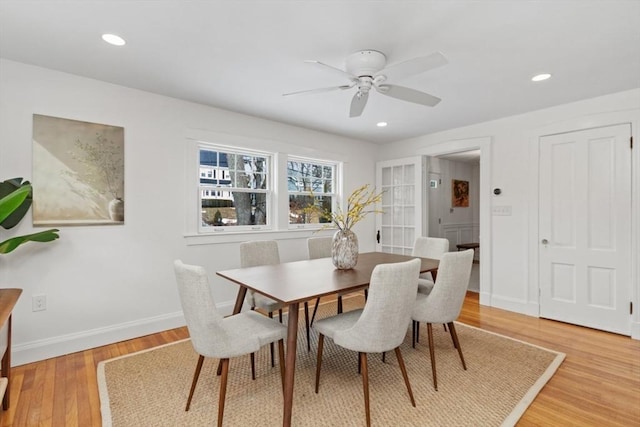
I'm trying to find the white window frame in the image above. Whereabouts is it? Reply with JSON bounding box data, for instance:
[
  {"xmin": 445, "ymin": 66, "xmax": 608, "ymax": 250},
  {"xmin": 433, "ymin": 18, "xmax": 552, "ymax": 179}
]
[
  {"xmin": 287, "ymin": 155, "xmax": 340, "ymax": 230},
  {"xmin": 198, "ymin": 143, "xmax": 274, "ymax": 233}
]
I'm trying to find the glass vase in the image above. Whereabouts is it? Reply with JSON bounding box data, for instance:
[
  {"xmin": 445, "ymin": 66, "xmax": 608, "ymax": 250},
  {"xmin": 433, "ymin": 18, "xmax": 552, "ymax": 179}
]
[{"xmin": 332, "ymin": 229, "xmax": 359, "ymax": 270}]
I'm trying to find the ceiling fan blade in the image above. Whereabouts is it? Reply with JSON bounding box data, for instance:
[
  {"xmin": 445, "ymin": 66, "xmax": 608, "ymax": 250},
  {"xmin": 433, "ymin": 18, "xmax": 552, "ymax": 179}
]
[
  {"xmin": 377, "ymin": 52, "xmax": 447, "ymax": 82},
  {"xmin": 349, "ymin": 91, "xmax": 369, "ymax": 117},
  {"xmin": 305, "ymin": 60, "xmax": 357, "ymax": 82},
  {"xmin": 283, "ymin": 83, "xmax": 354, "ymax": 97},
  {"xmin": 376, "ymin": 84, "xmax": 441, "ymax": 107}
]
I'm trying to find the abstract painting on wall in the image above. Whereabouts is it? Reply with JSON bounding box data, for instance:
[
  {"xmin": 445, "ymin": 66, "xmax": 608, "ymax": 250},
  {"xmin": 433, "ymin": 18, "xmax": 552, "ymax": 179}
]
[
  {"xmin": 451, "ymin": 179, "xmax": 469, "ymax": 207},
  {"xmin": 32, "ymin": 114, "xmax": 125, "ymax": 225}
]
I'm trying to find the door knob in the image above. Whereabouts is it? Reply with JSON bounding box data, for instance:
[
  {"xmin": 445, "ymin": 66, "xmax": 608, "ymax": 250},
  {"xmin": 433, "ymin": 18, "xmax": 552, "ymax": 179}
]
[{"xmin": 541, "ymin": 239, "xmax": 549, "ymax": 244}]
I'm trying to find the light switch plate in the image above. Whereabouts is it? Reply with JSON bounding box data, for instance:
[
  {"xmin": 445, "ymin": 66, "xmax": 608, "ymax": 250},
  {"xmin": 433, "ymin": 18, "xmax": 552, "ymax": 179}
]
[{"xmin": 492, "ymin": 206, "xmax": 512, "ymax": 216}]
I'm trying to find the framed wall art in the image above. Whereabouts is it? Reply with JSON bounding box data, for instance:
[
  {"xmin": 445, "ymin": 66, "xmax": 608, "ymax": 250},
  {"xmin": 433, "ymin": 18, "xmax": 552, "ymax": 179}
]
[
  {"xmin": 32, "ymin": 114, "xmax": 125, "ymax": 225},
  {"xmin": 452, "ymin": 179, "xmax": 469, "ymax": 207}
]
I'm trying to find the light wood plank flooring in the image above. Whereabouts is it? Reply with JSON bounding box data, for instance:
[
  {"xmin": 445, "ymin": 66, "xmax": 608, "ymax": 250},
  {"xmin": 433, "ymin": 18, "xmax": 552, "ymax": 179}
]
[{"xmin": 2, "ymin": 293, "xmax": 639, "ymax": 426}]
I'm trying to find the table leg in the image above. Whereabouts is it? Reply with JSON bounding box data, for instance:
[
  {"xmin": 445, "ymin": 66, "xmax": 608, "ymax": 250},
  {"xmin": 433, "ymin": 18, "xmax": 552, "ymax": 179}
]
[
  {"xmin": 2, "ymin": 315, "xmax": 11, "ymax": 410},
  {"xmin": 232, "ymin": 286, "xmax": 247, "ymax": 314},
  {"xmin": 431, "ymin": 269, "xmax": 438, "ymax": 282},
  {"xmin": 283, "ymin": 302, "xmax": 299, "ymax": 427}
]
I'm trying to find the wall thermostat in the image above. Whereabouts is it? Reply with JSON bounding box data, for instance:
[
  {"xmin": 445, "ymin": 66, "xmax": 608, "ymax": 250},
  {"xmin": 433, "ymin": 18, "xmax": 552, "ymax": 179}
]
[{"xmin": 493, "ymin": 188, "xmax": 502, "ymax": 195}]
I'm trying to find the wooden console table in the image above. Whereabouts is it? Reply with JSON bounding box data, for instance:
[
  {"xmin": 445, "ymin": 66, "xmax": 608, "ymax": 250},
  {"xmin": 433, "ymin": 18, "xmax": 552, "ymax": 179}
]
[
  {"xmin": 456, "ymin": 242, "xmax": 479, "ymax": 251},
  {"xmin": 0, "ymin": 289, "xmax": 22, "ymax": 411}
]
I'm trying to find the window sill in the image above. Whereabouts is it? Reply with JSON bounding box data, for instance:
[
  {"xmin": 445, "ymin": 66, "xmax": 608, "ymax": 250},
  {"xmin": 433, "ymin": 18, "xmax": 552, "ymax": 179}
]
[{"xmin": 184, "ymin": 227, "xmax": 336, "ymax": 246}]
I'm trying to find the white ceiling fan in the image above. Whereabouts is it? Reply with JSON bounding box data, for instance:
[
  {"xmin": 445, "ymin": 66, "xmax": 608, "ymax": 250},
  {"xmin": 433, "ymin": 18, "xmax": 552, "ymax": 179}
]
[{"xmin": 283, "ymin": 50, "xmax": 447, "ymax": 118}]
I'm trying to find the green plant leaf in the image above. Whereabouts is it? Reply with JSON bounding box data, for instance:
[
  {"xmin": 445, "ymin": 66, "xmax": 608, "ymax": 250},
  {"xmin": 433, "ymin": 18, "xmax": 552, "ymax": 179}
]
[
  {"xmin": 0, "ymin": 178, "xmax": 33, "ymax": 230},
  {"xmin": 0, "ymin": 229, "xmax": 60, "ymax": 254},
  {"xmin": 0, "ymin": 182, "xmax": 32, "ymax": 226}
]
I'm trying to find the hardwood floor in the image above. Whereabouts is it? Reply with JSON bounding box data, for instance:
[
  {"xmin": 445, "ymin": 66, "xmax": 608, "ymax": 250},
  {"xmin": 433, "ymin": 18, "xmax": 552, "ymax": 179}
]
[{"xmin": 2, "ymin": 293, "xmax": 639, "ymax": 426}]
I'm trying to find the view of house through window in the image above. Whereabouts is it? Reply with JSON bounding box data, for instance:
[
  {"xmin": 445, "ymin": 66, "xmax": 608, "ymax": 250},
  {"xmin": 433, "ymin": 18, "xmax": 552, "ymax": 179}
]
[
  {"xmin": 288, "ymin": 157, "xmax": 337, "ymax": 226},
  {"xmin": 199, "ymin": 146, "xmax": 271, "ymax": 229}
]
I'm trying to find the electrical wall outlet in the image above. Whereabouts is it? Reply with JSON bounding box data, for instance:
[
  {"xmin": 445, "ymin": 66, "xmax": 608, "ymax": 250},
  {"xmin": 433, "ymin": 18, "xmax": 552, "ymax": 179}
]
[{"xmin": 32, "ymin": 294, "xmax": 47, "ymax": 312}]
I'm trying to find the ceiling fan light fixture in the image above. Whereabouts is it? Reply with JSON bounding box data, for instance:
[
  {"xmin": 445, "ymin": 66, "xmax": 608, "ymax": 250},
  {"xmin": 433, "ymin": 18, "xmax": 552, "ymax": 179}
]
[
  {"xmin": 531, "ymin": 73, "xmax": 551, "ymax": 82},
  {"xmin": 285, "ymin": 50, "xmax": 447, "ymax": 117},
  {"xmin": 346, "ymin": 50, "xmax": 387, "ymax": 76},
  {"xmin": 102, "ymin": 33, "xmax": 126, "ymax": 46},
  {"xmin": 377, "ymin": 122, "xmax": 388, "ymax": 127}
]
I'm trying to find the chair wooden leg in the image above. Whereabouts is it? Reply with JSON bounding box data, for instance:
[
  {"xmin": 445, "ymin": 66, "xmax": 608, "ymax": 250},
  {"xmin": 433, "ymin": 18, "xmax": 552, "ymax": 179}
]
[
  {"xmin": 250, "ymin": 353, "xmax": 256, "ymax": 380},
  {"xmin": 310, "ymin": 297, "xmax": 321, "ymax": 326},
  {"xmin": 185, "ymin": 354, "xmax": 205, "ymax": 411},
  {"xmin": 364, "ymin": 288, "xmax": 368, "ymax": 301},
  {"xmin": 304, "ymin": 301, "xmax": 311, "ymax": 352},
  {"xmin": 416, "ymin": 321, "xmax": 420, "ymax": 343},
  {"xmin": 278, "ymin": 309, "xmax": 283, "ymax": 323},
  {"xmin": 448, "ymin": 322, "xmax": 467, "ymax": 370},
  {"xmin": 269, "ymin": 312, "xmax": 275, "ymax": 367},
  {"xmin": 337, "ymin": 295, "xmax": 343, "ymax": 314},
  {"xmin": 315, "ymin": 334, "xmax": 324, "ymax": 393},
  {"xmin": 447, "ymin": 323, "xmax": 457, "ymax": 348},
  {"xmin": 412, "ymin": 320, "xmax": 417, "ymax": 349},
  {"xmin": 360, "ymin": 352, "xmax": 371, "ymax": 427},
  {"xmin": 217, "ymin": 358, "xmax": 229, "ymax": 427},
  {"xmin": 381, "ymin": 352, "xmax": 386, "ymax": 363},
  {"xmin": 394, "ymin": 347, "xmax": 416, "ymax": 407},
  {"xmin": 427, "ymin": 323, "xmax": 438, "ymax": 391},
  {"xmin": 278, "ymin": 339, "xmax": 286, "ymax": 393}
]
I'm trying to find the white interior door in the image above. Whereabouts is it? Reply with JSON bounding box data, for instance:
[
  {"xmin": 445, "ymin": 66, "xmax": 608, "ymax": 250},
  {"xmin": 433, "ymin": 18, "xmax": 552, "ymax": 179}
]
[
  {"xmin": 539, "ymin": 124, "xmax": 632, "ymax": 334},
  {"xmin": 376, "ymin": 157, "xmax": 423, "ymax": 254}
]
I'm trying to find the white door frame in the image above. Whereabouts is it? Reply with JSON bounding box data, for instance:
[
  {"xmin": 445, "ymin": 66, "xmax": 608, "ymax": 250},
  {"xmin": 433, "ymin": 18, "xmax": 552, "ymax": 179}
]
[
  {"xmin": 528, "ymin": 110, "xmax": 640, "ymax": 339},
  {"xmin": 417, "ymin": 137, "xmax": 492, "ymax": 306}
]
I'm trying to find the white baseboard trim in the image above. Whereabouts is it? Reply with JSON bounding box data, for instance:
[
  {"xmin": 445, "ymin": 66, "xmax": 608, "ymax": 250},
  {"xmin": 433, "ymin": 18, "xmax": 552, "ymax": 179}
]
[
  {"xmin": 490, "ymin": 295, "xmax": 539, "ymax": 317},
  {"xmin": 13, "ymin": 298, "xmax": 236, "ymax": 366},
  {"xmin": 13, "ymin": 311, "xmax": 185, "ymax": 366},
  {"xmin": 479, "ymin": 291, "xmax": 491, "ymax": 306},
  {"xmin": 631, "ymin": 321, "xmax": 640, "ymax": 340}
]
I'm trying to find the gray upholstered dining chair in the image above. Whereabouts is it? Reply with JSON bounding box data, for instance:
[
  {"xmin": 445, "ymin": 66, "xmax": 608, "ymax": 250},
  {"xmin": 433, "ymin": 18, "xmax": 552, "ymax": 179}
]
[
  {"xmin": 412, "ymin": 236, "xmax": 450, "ymax": 295},
  {"xmin": 173, "ymin": 260, "xmax": 287, "ymax": 427},
  {"xmin": 411, "ymin": 249, "xmax": 474, "ymax": 391},
  {"xmin": 240, "ymin": 240, "xmax": 313, "ymax": 354},
  {"xmin": 313, "ymin": 258, "xmax": 421, "ymax": 427}
]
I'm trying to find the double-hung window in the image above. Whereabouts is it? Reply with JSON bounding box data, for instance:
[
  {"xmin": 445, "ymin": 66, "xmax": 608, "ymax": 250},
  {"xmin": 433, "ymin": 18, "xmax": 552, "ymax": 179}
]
[
  {"xmin": 287, "ymin": 157, "xmax": 338, "ymax": 227},
  {"xmin": 199, "ymin": 145, "xmax": 272, "ymax": 231}
]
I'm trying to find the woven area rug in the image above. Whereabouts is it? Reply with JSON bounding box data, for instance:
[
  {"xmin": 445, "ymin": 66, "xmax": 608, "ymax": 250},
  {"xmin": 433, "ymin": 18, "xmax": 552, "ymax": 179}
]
[{"xmin": 98, "ymin": 297, "xmax": 564, "ymax": 426}]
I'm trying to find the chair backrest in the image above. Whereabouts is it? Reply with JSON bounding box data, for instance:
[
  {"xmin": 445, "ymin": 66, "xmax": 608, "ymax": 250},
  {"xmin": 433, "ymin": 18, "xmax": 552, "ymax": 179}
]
[
  {"xmin": 412, "ymin": 236, "xmax": 450, "ymax": 259},
  {"xmin": 240, "ymin": 241, "xmax": 280, "ymax": 307},
  {"xmin": 333, "ymin": 258, "xmax": 421, "ymax": 353},
  {"xmin": 307, "ymin": 236, "xmax": 332, "ymax": 259},
  {"xmin": 174, "ymin": 260, "xmax": 224, "ymax": 355},
  {"xmin": 240, "ymin": 240, "xmax": 280, "ymax": 267},
  {"xmin": 417, "ymin": 249, "xmax": 474, "ymax": 323}
]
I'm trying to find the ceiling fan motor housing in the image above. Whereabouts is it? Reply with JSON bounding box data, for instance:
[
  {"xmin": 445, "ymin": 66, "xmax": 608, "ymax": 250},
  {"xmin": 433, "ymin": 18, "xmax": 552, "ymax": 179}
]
[{"xmin": 346, "ymin": 50, "xmax": 387, "ymax": 77}]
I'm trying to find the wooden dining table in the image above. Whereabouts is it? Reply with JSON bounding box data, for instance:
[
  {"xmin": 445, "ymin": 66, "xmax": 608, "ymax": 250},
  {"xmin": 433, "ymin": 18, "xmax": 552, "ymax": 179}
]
[{"xmin": 217, "ymin": 251, "xmax": 439, "ymax": 427}]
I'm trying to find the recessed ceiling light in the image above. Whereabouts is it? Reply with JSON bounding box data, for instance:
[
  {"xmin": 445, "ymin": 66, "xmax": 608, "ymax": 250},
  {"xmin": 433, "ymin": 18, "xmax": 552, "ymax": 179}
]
[
  {"xmin": 376, "ymin": 122, "xmax": 388, "ymax": 127},
  {"xmin": 102, "ymin": 33, "xmax": 126, "ymax": 46},
  {"xmin": 531, "ymin": 73, "xmax": 551, "ymax": 82}
]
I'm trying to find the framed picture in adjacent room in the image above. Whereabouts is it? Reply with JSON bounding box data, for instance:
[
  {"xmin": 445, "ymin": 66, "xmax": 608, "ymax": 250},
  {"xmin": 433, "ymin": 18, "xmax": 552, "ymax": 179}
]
[
  {"xmin": 452, "ymin": 179, "xmax": 469, "ymax": 207},
  {"xmin": 32, "ymin": 114, "xmax": 125, "ymax": 226}
]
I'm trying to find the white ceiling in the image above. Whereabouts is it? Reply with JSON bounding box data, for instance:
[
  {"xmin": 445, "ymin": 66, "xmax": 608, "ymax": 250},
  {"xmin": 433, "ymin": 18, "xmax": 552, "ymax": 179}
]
[{"xmin": 1, "ymin": 1, "xmax": 639, "ymax": 144}]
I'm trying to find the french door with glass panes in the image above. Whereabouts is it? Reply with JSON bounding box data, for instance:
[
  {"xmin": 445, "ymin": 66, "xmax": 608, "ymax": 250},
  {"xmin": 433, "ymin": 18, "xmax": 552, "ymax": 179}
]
[{"xmin": 376, "ymin": 157, "xmax": 423, "ymax": 254}]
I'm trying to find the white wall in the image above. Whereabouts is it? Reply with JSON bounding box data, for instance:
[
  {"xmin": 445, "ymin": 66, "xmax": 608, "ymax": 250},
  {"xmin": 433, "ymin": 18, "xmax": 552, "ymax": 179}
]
[
  {"xmin": 378, "ymin": 88, "xmax": 640, "ymax": 337},
  {"xmin": 0, "ymin": 59, "xmax": 379, "ymax": 365}
]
